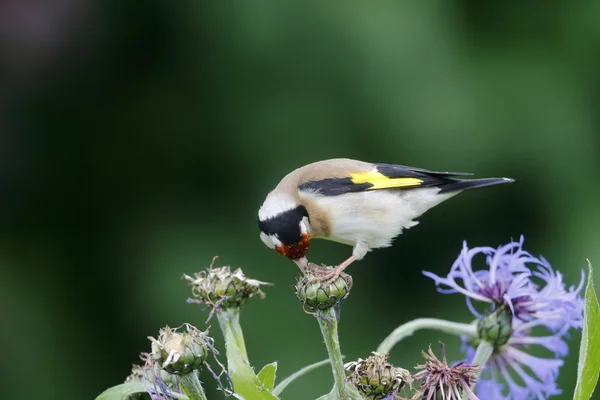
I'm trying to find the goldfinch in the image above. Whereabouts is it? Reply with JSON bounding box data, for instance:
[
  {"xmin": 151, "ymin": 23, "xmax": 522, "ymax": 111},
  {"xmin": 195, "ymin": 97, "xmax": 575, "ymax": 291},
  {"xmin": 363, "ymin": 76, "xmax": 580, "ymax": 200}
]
[{"xmin": 258, "ymin": 158, "xmax": 513, "ymax": 280}]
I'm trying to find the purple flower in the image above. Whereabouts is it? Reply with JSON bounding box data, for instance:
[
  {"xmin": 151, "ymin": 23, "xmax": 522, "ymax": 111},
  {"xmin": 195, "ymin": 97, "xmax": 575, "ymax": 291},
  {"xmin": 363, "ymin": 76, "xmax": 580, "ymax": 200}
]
[
  {"xmin": 424, "ymin": 237, "xmax": 585, "ymax": 400},
  {"xmin": 462, "ymin": 327, "xmax": 566, "ymax": 399},
  {"xmin": 423, "ymin": 236, "xmax": 584, "ymax": 331},
  {"xmin": 413, "ymin": 342, "xmax": 480, "ymax": 400}
]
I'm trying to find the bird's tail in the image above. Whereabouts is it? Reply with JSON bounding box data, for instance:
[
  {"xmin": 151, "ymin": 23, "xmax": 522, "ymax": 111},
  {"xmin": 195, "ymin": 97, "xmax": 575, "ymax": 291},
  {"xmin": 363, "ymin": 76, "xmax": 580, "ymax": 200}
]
[{"xmin": 438, "ymin": 177, "xmax": 515, "ymax": 194}]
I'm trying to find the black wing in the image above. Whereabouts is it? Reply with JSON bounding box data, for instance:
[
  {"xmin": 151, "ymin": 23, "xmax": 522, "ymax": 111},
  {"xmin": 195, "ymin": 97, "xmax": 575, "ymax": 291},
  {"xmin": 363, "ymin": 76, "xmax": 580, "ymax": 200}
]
[{"xmin": 298, "ymin": 164, "xmax": 472, "ymax": 196}]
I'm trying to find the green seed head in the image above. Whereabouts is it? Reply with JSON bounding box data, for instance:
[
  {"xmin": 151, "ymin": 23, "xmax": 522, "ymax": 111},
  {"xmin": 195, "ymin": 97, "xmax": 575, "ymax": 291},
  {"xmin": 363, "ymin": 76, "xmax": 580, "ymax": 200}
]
[
  {"xmin": 184, "ymin": 257, "xmax": 269, "ymax": 311},
  {"xmin": 477, "ymin": 305, "xmax": 513, "ymax": 347},
  {"xmin": 295, "ymin": 267, "xmax": 352, "ymax": 311},
  {"xmin": 150, "ymin": 324, "xmax": 212, "ymax": 375},
  {"xmin": 345, "ymin": 352, "xmax": 412, "ymax": 399}
]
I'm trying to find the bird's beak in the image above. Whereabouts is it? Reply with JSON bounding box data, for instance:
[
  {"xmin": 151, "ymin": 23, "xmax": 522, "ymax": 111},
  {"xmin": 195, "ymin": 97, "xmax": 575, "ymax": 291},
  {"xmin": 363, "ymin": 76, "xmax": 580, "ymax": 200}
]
[{"xmin": 294, "ymin": 256, "xmax": 308, "ymax": 272}]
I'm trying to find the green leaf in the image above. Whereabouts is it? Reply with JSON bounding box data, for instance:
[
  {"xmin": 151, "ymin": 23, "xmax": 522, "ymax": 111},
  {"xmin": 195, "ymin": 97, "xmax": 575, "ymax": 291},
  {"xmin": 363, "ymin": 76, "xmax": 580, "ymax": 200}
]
[
  {"xmin": 574, "ymin": 260, "xmax": 600, "ymax": 400},
  {"xmin": 95, "ymin": 382, "xmax": 149, "ymax": 400},
  {"xmin": 219, "ymin": 311, "xmax": 279, "ymax": 400},
  {"xmin": 257, "ymin": 362, "xmax": 278, "ymax": 392},
  {"xmin": 95, "ymin": 382, "xmax": 189, "ymax": 400}
]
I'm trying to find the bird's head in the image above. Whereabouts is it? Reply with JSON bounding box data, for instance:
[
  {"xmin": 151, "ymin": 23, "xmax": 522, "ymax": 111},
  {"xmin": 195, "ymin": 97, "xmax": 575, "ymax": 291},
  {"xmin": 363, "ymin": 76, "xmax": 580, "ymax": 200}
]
[{"xmin": 258, "ymin": 194, "xmax": 311, "ymax": 263}]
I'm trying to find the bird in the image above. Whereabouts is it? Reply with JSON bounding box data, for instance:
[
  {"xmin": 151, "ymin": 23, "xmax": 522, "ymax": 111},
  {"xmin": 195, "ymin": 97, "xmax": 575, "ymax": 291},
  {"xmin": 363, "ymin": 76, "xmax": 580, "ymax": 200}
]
[{"xmin": 257, "ymin": 158, "xmax": 514, "ymax": 281}]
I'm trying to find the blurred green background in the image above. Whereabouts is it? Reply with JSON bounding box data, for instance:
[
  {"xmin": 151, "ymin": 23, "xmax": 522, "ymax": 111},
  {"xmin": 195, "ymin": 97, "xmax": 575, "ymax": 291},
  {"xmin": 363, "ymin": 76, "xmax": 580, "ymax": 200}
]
[{"xmin": 1, "ymin": 1, "xmax": 599, "ymax": 399}]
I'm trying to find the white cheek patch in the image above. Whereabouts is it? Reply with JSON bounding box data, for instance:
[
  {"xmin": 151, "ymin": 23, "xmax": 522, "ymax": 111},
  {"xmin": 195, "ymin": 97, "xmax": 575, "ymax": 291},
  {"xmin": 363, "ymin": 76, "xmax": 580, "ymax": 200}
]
[
  {"xmin": 299, "ymin": 217, "xmax": 311, "ymax": 235},
  {"xmin": 259, "ymin": 232, "xmax": 275, "ymax": 249},
  {"xmin": 259, "ymin": 232, "xmax": 282, "ymax": 249},
  {"xmin": 271, "ymin": 235, "xmax": 282, "ymax": 247}
]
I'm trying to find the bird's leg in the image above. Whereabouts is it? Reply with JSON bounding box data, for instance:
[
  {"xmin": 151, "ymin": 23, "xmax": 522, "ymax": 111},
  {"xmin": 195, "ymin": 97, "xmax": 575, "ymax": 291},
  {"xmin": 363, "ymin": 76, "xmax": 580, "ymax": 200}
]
[{"xmin": 308, "ymin": 254, "xmax": 357, "ymax": 283}]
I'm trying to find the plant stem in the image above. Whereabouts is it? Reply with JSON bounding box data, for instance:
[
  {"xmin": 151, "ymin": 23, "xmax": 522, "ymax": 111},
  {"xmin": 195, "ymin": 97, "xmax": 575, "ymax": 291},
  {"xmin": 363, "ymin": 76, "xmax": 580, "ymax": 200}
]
[
  {"xmin": 180, "ymin": 372, "xmax": 208, "ymax": 400},
  {"xmin": 377, "ymin": 318, "xmax": 477, "ymax": 355},
  {"xmin": 471, "ymin": 341, "xmax": 494, "ymax": 383},
  {"xmin": 217, "ymin": 309, "xmax": 248, "ymax": 360},
  {"xmin": 461, "ymin": 340, "xmax": 494, "ymax": 400},
  {"xmin": 317, "ymin": 308, "xmax": 349, "ymax": 400}
]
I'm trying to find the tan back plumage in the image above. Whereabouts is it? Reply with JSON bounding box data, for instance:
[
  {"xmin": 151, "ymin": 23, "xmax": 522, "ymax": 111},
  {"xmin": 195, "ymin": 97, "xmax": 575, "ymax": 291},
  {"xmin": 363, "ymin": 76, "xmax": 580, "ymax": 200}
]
[{"xmin": 274, "ymin": 158, "xmax": 375, "ymax": 198}]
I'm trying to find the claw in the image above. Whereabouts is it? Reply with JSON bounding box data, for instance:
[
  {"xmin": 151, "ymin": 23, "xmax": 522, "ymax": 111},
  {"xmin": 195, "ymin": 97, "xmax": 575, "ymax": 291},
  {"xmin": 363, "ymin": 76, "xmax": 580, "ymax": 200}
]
[
  {"xmin": 307, "ymin": 268, "xmax": 341, "ymax": 284},
  {"xmin": 306, "ymin": 255, "xmax": 357, "ymax": 283}
]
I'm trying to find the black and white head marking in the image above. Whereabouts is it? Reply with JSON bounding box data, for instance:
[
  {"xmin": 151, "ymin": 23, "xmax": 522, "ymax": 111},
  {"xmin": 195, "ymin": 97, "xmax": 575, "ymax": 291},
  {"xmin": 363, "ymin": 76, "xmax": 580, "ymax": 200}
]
[{"xmin": 258, "ymin": 200, "xmax": 311, "ymax": 249}]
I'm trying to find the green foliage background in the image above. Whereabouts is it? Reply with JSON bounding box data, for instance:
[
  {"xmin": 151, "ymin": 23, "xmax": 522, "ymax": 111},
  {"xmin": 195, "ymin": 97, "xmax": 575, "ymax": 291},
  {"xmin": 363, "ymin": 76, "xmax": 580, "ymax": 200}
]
[{"xmin": 1, "ymin": 1, "xmax": 599, "ymax": 399}]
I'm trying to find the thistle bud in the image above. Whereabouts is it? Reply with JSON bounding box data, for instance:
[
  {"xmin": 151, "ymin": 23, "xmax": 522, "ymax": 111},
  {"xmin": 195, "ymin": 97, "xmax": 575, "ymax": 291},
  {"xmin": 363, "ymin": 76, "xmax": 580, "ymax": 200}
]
[
  {"xmin": 184, "ymin": 257, "xmax": 269, "ymax": 312},
  {"xmin": 477, "ymin": 305, "xmax": 513, "ymax": 347},
  {"xmin": 345, "ymin": 352, "xmax": 412, "ymax": 399},
  {"xmin": 295, "ymin": 264, "xmax": 352, "ymax": 312},
  {"xmin": 150, "ymin": 324, "xmax": 212, "ymax": 375}
]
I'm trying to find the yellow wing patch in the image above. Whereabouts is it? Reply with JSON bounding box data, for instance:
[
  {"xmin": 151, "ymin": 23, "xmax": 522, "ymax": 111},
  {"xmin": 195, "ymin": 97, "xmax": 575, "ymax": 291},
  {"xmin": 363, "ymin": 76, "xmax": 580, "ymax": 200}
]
[{"xmin": 350, "ymin": 170, "xmax": 423, "ymax": 190}]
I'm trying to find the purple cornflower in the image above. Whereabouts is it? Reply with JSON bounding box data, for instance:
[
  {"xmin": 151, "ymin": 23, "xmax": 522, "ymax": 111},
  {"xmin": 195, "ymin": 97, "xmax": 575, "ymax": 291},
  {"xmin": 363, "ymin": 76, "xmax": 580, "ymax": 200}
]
[
  {"xmin": 423, "ymin": 236, "xmax": 584, "ymax": 331},
  {"xmin": 461, "ymin": 326, "xmax": 568, "ymax": 399},
  {"xmin": 424, "ymin": 237, "xmax": 585, "ymax": 400}
]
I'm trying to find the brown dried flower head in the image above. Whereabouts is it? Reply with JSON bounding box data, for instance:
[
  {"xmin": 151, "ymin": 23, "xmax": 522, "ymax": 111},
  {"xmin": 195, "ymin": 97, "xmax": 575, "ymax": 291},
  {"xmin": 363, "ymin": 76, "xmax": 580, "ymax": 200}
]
[
  {"xmin": 149, "ymin": 324, "xmax": 213, "ymax": 375},
  {"xmin": 345, "ymin": 352, "xmax": 412, "ymax": 399},
  {"xmin": 184, "ymin": 257, "xmax": 269, "ymax": 313},
  {"xmin": 412, "ymin": 343, "xmax": 480, "ymax": 400}
]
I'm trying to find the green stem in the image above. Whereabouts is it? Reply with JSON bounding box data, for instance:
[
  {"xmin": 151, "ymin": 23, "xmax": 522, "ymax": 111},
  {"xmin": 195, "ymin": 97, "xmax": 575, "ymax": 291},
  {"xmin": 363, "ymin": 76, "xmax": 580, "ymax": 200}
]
[
  {"xmin": 377, "ymin": 318, "xmax": 477, "ymax": 355},
  {"xmin": 217, "ymin": 309, "xmax": 248, "ymax": 360},
  {"xmin": 179, "ymin": 372, "xmax": 208, "ymax": 400},
  {"xmin": 317, "ymin": 308, "xmax": 349, "ymax": 400},
  {"xmin": 461, "ymin": 340, "xmax": 494, "ymax": 400},
  {"xmin": 471, "ymin": 341, "xmax": 493, "ymax": 385}
]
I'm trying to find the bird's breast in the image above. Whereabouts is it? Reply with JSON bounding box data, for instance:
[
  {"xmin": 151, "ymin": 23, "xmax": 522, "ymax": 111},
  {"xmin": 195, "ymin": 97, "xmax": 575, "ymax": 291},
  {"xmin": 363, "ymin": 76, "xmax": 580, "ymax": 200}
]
[{"xmin": 299, "ymin": 188, "xmax": 455, "ymax": 248}]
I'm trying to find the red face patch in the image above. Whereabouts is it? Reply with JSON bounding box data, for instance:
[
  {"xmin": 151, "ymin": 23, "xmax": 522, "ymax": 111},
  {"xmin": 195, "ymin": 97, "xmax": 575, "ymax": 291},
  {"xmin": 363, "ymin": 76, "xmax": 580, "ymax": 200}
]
[{"xmin": 274, "ymin": 233, "xmax": 310, "ymax": 260}]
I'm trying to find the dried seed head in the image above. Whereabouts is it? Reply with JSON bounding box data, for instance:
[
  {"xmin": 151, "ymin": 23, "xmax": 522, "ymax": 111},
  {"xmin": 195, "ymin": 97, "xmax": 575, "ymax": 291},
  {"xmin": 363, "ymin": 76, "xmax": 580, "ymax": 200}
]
[
  {"xmin": 149, "ymin": 324, "xmax": 212, "ymax": 375},
  {"xmin": 413, "ymin": 343, "xmax": 480, "ymax": 400},
  {"xmin": 184, "ymin": 257, "xmax": 269, "ymax": 314},
  {"xmin": 295, "ymin": 264, "xmax": 353, "ymax": 312},
  {"xmin": 477, "ymin": 305, "xmax": 513, "ymax": 347},
  {"xmin": 345, "ymin": 352, "xmax": 412, "ymax": 399}
]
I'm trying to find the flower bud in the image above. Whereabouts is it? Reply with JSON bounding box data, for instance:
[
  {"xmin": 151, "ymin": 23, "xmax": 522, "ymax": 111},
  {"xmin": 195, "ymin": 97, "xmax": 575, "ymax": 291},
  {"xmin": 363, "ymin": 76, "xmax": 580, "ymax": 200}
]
[
  {"xmin": 345, "ymin": 352, "xmax": 412, "ymax": 399},
  {"xmin": 477, "ymin": 305, "xmax": 513, "ymax": 347},
  {"xmin": 150, "ymin": 324, "xmax": 212, "ymax": 375},
  {"xmin": 295, "ymin": 265, "xmax": 352, "ymax": 311},
  {"xmin": 184, "ymin": 257, "xmax": 269, "ymax": 311}
]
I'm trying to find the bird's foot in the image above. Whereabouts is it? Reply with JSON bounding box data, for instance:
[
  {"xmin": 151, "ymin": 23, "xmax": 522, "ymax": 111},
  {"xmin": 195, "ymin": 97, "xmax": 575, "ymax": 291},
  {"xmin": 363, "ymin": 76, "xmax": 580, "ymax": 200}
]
[
  {"xmin": 307, "ymin": 266, "xmax": 342, "ymax": 284},
  {"xmin": 306, "ymin": 256, "xmax": 356, "ymax": 284}
]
